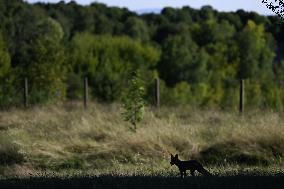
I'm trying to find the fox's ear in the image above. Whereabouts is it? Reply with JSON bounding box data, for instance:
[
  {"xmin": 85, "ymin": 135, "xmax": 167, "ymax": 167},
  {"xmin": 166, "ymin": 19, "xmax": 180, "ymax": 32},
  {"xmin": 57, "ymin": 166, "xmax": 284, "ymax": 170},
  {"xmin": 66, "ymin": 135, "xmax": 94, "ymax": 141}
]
[
  {"xmin": 175, "ymin": 154, "xmax": 178, "ymax": 158},
  {"xmin": 170, "ymin": 153, "xmax": 174, "ymax": 157}
]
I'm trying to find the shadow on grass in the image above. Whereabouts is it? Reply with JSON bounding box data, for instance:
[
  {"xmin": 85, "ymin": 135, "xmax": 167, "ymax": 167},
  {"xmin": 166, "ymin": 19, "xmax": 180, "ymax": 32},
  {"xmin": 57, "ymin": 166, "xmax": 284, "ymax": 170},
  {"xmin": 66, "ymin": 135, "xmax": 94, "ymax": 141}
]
[{"xmin": 1, "ymin": 175, "xmax": 284, "ymax": 189}]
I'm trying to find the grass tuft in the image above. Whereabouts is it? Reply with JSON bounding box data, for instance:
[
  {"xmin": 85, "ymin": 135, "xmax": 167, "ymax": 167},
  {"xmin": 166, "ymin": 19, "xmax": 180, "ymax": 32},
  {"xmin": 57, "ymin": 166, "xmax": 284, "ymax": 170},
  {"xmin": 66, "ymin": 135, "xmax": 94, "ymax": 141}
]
[{"xmin": 0, "ymin": 133, "xmax": 24, "ymax": 166}]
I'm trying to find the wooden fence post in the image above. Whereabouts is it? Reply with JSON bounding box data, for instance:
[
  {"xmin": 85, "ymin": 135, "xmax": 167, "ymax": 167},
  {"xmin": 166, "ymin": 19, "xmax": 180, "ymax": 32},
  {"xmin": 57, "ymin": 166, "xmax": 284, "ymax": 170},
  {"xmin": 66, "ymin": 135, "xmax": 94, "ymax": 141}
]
[
  {"xmin": 239, "ymin": 79, "xmax": 244, "ymax": 113},
  {"xmin": 84, "ymin": 77, "xmax": 88, "ymax": 109},
  {"xmin": 155, "ymin": 77, "xmax": 160, "ymax": 108},
  {"xmin": 24, "ymin": 77, "xmax": 28, "ymax": 108}
]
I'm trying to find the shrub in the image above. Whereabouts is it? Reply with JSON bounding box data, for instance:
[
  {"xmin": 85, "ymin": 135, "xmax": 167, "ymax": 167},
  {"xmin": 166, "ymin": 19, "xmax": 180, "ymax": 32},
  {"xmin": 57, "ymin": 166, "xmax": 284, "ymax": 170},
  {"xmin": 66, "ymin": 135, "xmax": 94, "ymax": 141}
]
[{"xmin": 122, "ymin": 71, "xmax": 146, "ymax": 130}]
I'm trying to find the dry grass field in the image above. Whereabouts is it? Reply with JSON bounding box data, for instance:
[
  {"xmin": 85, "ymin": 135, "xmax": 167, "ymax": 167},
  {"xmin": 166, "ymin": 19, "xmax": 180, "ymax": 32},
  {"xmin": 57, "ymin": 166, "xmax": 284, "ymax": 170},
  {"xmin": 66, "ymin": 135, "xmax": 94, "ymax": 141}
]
[{"xmin": 0, "ymin": 102, "xmax": 284, "ymax": 179}]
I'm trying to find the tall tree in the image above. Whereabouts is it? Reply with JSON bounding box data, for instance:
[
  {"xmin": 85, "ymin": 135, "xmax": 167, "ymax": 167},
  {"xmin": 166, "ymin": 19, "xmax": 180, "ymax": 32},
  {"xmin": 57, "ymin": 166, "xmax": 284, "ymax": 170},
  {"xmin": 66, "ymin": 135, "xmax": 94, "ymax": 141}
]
[
  {"xmin": 0, "ymin": 31, "xmax": 13, "ymax": 107},
  {"xmin": 124, "ymin": 16, "xmax": 149, "ymax": 42},
  {"xmin": 158, "ymin": 34, "xmax": 208, "ymax": 86},
  {"xmin": 70, "ymin": 33, "xmax": 160, "ymax": 101},
  {"xmin": 237, "ymin": 20, "xmax": 275, "ymax": 80},
  {"xmin": 0, "ymin": 32, "xmax": 10, "ymax": 78},
  {"xmin": 16, "ymin": 18, "xmax": 66, "ymax": 103}
]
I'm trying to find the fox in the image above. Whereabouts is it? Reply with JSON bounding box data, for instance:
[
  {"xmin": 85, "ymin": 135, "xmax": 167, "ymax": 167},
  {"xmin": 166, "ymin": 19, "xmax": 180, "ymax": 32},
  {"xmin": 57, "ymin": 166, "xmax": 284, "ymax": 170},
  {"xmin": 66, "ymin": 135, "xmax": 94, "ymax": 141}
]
[{"xmin": 170, "ymin": 154, "xmax": 212, "ymax": 177}]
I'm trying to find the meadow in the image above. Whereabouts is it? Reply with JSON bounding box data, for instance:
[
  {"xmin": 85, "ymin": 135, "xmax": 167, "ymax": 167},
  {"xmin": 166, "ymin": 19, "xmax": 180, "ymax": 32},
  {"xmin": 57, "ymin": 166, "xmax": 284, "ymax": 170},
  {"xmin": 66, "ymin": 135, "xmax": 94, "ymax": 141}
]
[{"xmin": 0, "ymin": 103, "xmax": 284, "ymax": 188}]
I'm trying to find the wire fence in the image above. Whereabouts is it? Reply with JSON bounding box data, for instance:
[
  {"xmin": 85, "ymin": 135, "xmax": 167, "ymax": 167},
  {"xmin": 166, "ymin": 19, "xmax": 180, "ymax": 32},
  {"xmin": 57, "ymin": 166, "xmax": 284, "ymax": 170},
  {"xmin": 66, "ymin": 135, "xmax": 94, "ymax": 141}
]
[{"xmin": 0, "ymin": 76, "xmax": 283, "ymax": 112}]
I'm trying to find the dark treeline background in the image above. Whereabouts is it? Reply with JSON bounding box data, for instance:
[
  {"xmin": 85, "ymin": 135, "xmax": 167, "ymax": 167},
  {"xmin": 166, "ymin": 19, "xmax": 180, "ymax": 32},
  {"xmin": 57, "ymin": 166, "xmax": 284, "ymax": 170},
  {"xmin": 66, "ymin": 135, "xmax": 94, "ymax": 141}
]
[{"xmin": 0, "ymin": 0, "xmax": 283, "ymax": 109}]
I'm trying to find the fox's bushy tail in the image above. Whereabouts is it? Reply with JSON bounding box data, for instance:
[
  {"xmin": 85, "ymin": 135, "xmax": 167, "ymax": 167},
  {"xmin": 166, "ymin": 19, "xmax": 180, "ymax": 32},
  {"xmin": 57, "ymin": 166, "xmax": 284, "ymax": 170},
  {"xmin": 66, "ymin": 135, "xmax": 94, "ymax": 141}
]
[{"xmin": 198, "ymin": 167, "xmax": 212, "ymax": 176}]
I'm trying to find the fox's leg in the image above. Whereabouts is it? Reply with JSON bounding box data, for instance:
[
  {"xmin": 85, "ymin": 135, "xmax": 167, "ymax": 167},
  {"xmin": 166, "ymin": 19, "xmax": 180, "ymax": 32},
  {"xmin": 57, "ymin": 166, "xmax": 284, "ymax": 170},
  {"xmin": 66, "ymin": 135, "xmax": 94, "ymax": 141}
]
[
  {"xmin": 190, "ymin": 170, "xmax": 195, "ymax": 177},
  {"xmin": 184, "ymin": 171, "xmax": 187, "ymax": 177}
]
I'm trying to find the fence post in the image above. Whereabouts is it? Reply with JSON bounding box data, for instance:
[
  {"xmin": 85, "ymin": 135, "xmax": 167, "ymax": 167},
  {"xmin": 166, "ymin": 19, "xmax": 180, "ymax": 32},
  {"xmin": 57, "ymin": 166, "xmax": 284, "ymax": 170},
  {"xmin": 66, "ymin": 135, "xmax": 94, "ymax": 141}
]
[
  {"xmin": 84, "ymin": 77, "xmax": 88, "ymax": 109},
  {"xmin": 155, "ymin": 77, "xmax": 160, "ymax": 108},
  {"xmin": 24, "ymin": 77, "xmax": 28, "ymax": 108},
  {"xmin": 239, "ymin": 79, "xmax": 244, "ymax": 113}
]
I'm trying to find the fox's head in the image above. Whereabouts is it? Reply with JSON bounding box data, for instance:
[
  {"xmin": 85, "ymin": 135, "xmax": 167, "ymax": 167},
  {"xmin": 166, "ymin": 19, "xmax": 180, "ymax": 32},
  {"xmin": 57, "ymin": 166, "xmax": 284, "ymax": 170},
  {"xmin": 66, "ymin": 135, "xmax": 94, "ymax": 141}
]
[{"xmin": 170, "ymin": 154, "xmax": 179, "ymax": 166}]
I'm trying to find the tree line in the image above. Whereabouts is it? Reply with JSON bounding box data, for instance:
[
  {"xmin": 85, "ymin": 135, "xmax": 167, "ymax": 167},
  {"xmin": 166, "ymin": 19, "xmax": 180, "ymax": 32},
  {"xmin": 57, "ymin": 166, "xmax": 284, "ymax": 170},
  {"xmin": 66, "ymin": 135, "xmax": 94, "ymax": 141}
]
[{"xmin": 0, "ymin": 0, "xmax": 283, "ymax": 109}]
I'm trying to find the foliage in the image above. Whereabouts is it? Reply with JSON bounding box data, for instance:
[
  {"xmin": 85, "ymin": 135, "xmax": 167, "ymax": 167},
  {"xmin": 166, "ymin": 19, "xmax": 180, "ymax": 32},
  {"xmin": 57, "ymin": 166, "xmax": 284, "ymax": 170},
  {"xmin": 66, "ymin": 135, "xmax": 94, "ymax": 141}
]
[
  {"xmin": 16, "ymin": 18, "xmax": 67, "ymax": 104},
  {"xmin": 0, "ymin": 1, "xmax": 283, "ymax": 109},
  {"xmin": 237, "ymin": 20, "xmax": 275, "ymax": 80},
  {"xmin": 122, "ymin": 72, "xmax": 146, "ymax": 130},
  {"xmin": 0, "ymin": 33, "xmax": 10, "ymax": 78},
  {"xmin": 0, "ymin": 32, "xmax": 15, "ymax": 107},
  {"xmin": 124, "ymin": 16, "xmax": 150, "ymax": 42},
  {"xmin": 69, "ymin": 33, "xmax": 160, "ymax": 101}
]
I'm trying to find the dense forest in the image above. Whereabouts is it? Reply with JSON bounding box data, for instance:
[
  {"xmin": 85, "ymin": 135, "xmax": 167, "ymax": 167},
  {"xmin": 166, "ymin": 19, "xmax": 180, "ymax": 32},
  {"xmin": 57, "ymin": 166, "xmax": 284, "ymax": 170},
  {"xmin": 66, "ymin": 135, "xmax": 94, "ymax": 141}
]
[{"xmin": 0, "ymin": 0, "xmax": 283, "ymax": 109}]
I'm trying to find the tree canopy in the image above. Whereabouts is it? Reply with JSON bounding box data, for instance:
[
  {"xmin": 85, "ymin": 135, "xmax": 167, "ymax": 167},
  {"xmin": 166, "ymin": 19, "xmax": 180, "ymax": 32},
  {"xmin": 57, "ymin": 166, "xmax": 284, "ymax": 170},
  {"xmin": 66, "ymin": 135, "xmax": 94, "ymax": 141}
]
[{"xmin": 0, "ymin": 0, "xmax": 283, "ymax": 110}]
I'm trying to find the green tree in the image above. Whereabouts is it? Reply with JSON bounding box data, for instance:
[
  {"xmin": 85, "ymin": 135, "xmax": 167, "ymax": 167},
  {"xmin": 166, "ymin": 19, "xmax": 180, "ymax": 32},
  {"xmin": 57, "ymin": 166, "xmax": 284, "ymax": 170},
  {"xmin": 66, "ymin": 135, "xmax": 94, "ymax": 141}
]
[
  {"xmin": 0, "ymin": 33, "xmax": 10, "ymax": 78},
  {"xmin": 70, "ymin": 33, "xmax": 160, "ymax": 101},
  {"xmin": 122, "ymin": 71, "xmax": 145, "ymax": 131},
  {"xmin": 17, "ymin": 18, "xmax": 66, "ymax": 103},
  {"xmin": 0, "ymin": 32, "xmax": 14, "ymax": 107},
  {"xmin": 124, "ymin": 16, "xmax": 149, "ymax": 42},
  {"xmin": 0, "ymin": 0, "xmax": 283, "ymax": 109},
  {"xmin": 237, "ymin": 20, "xmax": 275, "ymax": 79},
  {"xmin": 237, "ymin": 20, "xmax": 277, "ymax": 109},
  {"xmin": 158, "ymin": 34, "xmax": 208, "ymax": 86}
]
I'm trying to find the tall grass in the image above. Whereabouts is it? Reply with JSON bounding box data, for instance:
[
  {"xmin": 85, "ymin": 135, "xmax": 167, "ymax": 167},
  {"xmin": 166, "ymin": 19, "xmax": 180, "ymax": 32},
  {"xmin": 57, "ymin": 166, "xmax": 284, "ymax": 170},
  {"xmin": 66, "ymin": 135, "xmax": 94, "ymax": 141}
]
[{"xmin": 0, "ymin": 102, "xmax": 284, "ymax": 177}]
